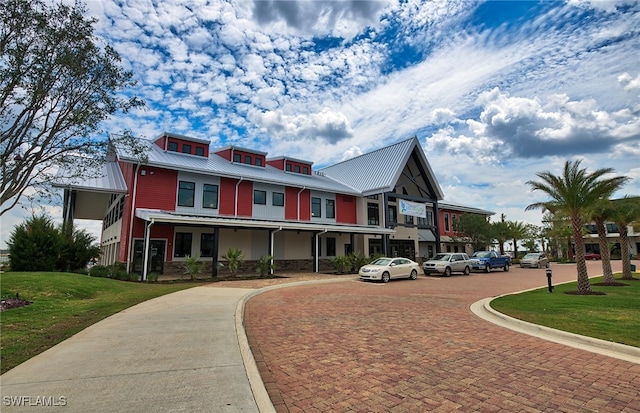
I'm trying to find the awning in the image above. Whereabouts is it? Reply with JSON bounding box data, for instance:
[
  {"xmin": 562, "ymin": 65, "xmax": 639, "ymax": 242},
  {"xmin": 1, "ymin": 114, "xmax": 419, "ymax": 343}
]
[
  {"xmin": 135, "ymin": 208, "xmax": 396, "ymax": 235},
  {"xmin": 418, "ymin": 229, "xmax": 436, "ymax": 242}
]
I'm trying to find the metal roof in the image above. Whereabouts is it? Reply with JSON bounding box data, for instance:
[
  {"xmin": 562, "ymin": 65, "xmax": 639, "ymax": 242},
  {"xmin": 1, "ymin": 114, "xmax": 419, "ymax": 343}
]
[
  {"xmin": 135, "ymin": 208, "xmax": 395, "ymax": 234},
  {"xmin": 319, "ymin": 136, "xmax": 444, "ymax": 199},
  {"xmin": 117, "ymin": 140, "xmax": 359, "ymax": 195},
  {"xmin": 53, "ymin": 160, "xmax": 127, "ymax": 193}
]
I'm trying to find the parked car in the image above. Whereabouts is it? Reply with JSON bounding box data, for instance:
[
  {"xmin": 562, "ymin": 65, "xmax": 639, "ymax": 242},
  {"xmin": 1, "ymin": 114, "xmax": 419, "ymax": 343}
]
[
  {"xmin": 470, "ymin": 251, "xmax": 511, "ymax": 272},
  {"xmin": 422, "ymin": 253, "xmax": 472, "ymax": 277},
  {"xmin": 520, "ymin": 252, "xmax": 549, "ymax": 268},
  {"xmin": 359, "ymin": 257, "xmax": 420, "ymax": 283},
  {"xmin": 583, "ymin": 252, "xmax": 601, "ymax": 261}
]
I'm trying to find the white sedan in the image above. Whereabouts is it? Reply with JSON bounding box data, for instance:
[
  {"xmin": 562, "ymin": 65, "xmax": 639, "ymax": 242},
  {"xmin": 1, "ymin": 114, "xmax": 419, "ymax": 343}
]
[{"xmin": 359, "ymin": 257, "xmax": 420, "ymax": 283}]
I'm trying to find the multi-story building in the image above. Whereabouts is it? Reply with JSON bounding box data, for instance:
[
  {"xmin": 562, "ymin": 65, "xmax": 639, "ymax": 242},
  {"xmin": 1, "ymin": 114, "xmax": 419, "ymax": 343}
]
[{"xmin": 58, "ymin": 133, "xmax": 492, "ymax": 279}]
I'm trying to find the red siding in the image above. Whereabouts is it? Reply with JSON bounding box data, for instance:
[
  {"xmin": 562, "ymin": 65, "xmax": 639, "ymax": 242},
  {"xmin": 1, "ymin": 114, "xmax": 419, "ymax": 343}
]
[
  {"xmin": 219, "ymin": 177, "xmax": 237, "ymax": 215},
  {"xmin": 214, "ymin": 148, "xmax": 232, "ymax": 161},
  {"xmin": 336, "ymin": 194, "xmax": 357, "ymax": 224},
  {"xmin": 285, "ymin": 187, "xmax": 299, "ymax": 220},
  {"xmin": 237, "ymin": 180, "xmax": 253, "ymax": 216},
  {"xmin": 136, "ymin": 167, "xmax": 177, "ymax": 210},
  {"xmin": 117, "ymin": 161, "xmax": 136, "ymax": 262},
  {"xmin": 299, "ymin": 189, "xmax": 310, "ymax": 220},
  {"xmin": 267, "ymin": 159, "xmax": 285, "ymax": 170},
  {"xmin": 155, "ymin": 135, "xmax": 208, "ymax": 157}
]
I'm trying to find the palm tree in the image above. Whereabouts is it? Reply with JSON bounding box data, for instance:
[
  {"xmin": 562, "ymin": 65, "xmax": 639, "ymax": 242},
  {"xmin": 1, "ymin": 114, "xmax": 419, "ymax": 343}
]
[
  {"xmin": 611, "ymin": 197, "xmax": 640, "ymax": 280},
  {"xmin": 526, "ymin": 160, "xmax": 629, "ymax": 294},
  {"xmin": 507, "ymin": 220, "xmax": 528, "ymax": 259},
  {"xmin": 492, "ymin": 216, "xmax": 510, "ymax": 255},
  {"xmin": 588, "ymin": 199, "xmax": 617, "ymax": 284}
]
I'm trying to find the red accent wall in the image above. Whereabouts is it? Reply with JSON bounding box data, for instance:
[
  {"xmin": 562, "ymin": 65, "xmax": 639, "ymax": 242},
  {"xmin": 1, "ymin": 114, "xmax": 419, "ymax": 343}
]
[
  {"xmin": 214, "ymin": 148, "xmax": 232, "ymax": 161},
  {"xmin": 154, "ymin": 135, "xmax": 208, "ymax": 157},
  {"xmin": 285, "ymin": 187, "xmax": 310, "ymax": 220},
  {"xmin": 267, "ymin": 159, "xmax": 285, "ymax": 170},
  {"xmin": 136, "ymin": 167, "xmax": 177, "ymax": 210},
  {"xmin": 336, "ymin": 194, "xmax": 357, "ymax": 224},
  {"xmin": 219, "ymin": 177, "xmax": 237, "ymax": 215},
  {"xmin": 219, "ymin": 178, "xmax": 253, "ymax": 216}
]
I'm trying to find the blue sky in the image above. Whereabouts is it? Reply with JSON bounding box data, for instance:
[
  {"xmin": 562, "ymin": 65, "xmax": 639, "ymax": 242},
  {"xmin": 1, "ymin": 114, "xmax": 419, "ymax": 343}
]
[{"xmin": 2, "ymin": 0, "xmax": 640, "ymax": 248}]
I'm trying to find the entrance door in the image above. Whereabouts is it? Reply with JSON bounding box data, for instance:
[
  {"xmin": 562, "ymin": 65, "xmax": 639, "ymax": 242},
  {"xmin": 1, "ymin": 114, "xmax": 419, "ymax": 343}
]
[{"xmin": 133, "ymin": 239, "xmax": 166, "ymax": 274}]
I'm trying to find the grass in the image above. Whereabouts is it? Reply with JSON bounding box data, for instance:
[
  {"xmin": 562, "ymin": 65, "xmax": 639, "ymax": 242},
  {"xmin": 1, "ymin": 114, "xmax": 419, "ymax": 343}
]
[
  {"xmin": 0, "ymin": 272, "xmax": 199, "ymax": 374},
  {"xmin": 491, "ymin": 274, "xmax": 640, "ymax": 348}
]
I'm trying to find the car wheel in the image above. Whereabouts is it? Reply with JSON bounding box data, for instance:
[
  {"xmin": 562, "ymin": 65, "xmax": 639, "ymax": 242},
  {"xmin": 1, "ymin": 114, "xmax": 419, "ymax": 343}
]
[
  {"xmin": 536, "ymin": 262, "xmax": 541, "ymax": 269},
  {"xmin": 444, "ymin": 267, "xmax": 452, "ymax": 277},
  {"xmin": 463, "ymin": 266, "xmax": 470, "ymax": 275},
  {"xmin": 504, "ymin": 263, "xmax": 510, "ymax": 272},
  {"xmin": 485, "ymin": 264, "xmax": 491, "ymax": 273},
  {"xmin": 409, "ymin": 269, "xmax": 418, "ymax": 280},
  {"xmin": 381, "ymin": 272, "xmax": 390, "ymax": 283},
  {"xmin": 520, "ymin": 264, "xmax": 524, "ymax": 268}
]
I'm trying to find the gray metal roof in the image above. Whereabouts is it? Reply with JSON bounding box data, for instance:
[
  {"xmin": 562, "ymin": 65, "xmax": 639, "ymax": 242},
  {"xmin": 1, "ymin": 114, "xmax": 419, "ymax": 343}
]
[
  {"xmin": 438, "ymin": 201, "xmax": 495, "ymax": 216},
  {"xmin": 54, "ymin": 160, "xmax": 128, "ymax": 193},
  {"xmin": 319, "ymin": 137, "xmax": 444, "ymax": 199},
  {"xmin": 117, "ymin": 140, "xmax": 359, "ymax": 195}
]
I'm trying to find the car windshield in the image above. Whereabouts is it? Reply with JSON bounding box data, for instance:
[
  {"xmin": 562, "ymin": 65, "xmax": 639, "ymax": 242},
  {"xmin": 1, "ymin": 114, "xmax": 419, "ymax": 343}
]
[
  {"xmin": 371, "ymin": 258, "xmax": 392, "ymax": 266},
  {"xmin": 523, "ymin": 254, "xmax": 539, "ymax": 259},
  {"xmin": 473, "ymin": 252, "xmax": 490, "ymax": 258},
  {"xmin": 431, "ymin": 254, "xmax": 452, "ymax": 261}
]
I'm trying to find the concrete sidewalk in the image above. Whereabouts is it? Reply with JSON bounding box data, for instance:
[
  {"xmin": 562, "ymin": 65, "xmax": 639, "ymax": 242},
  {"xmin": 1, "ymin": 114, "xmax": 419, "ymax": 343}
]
[{"xmin": 1, "ymin": 287, "xmax": 260, "ymax": 413}]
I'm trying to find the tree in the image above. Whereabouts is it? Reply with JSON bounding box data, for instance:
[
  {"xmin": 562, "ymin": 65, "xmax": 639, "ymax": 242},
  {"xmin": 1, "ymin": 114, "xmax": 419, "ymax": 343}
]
[
  {"xmin": 526, "ymin": 160, "xmax": 629, "ymax": 294},
  {"xmin": 0, "ymin": 0, "xmax": 145, "ymax": 215},
  {"xmin": 58, "ymin": 222, "xmax": 100, "ymax": 272},
  {"xmin": 452, "ymin": 213, "xmax": 492, "ymax": 251},
  {"xmin": 183, "ymin": 255, "xmax": 206, "ymax": 280},
  {"xmin": 611, "ymin": 197, "xmax": 640, "ymax": 280},
  {"xmin": 506, "ymin": 220, "xmax": 528, "ymax": 259},
  {"xmin": 7, "ymin": 214, "xmax": 61, "ymax": 271},
  {"xmin": 491, "ymin": 215, "xmax": 510, "ymax": 255},
  {"xmin": 588, "ymin": 200, "xmax": 617, "ymax": 284}
]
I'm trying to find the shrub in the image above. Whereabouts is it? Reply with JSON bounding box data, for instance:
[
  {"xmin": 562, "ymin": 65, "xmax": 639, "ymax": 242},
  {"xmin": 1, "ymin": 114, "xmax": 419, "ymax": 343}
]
[
  {"xmin": 183, "ymin": 255, "xmax": 205, "ymax": 280},
  {"xmin": 256, "ymin": 255, "xmax": 275, "ymax": 277},
  {"xmin": 222, "ymin": 248, "xmax": 244, "ymax": 276},
  {"xmin": 330, "ymin": 256, "xmax": 350, "ymax": 274},
  {"xmin": 7, "ymin": 215, "xmax": 61, "ymax": 271},
  {"xmin": 89, "ymin": 265, "xmax": 111, "ymax": 278}
]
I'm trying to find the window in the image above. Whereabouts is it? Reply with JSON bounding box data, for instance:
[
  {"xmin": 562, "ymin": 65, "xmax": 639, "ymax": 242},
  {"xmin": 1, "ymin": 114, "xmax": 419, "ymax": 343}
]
[
  {"xmin": 244, "ymin": 155, "xmax": 252, "ymax": 164},
  {"xmin": 326, "ymin": 199, "xmax": 335, "ymax": 219},
  {"xmin": 182, "ymin": 144, "xmax": 191, "ymax": 154},
  {"xmin": 254, "ymin": 190, "xmax": 267, "ymax": 205},
  {"xmin": 202, "ymin": 184, "xmax": 218, "ymax": 209},
  {"xmin": 303, "ymin": 166, "xmax": 309, "ymax": 174},
  {"xmin": 585, "ymin": 224, "xmax": 597, "ymax": 234},
  {"xmin": 389, "ymin": 205, "xmax": 397, "ymax": 224},
  {"xmin": 606, "ymin": 223, "xmax": 619, "ymax": 233},
  {"xmin": 404, "ymin": 214, "xmax": 414, "ymax": 225},
  {"xmin": 233, "ymin": 153, "xmax": 241, "ymax": 163},
  {"xmin": 452, "ymin": 214, "xmax": 457, "ymax": 231},
  {"xmin": 273, "ymin": 192, "xmax": 284, "ymax": 206},
  {"xmin": 366, "ymin": 194, "xmax": 379, "ymax": 200},
  {"xmin": 255, "ymin": 158, "xmax": 262, "ymax": 166},
  {"xmin": 294, "ymin": 165, "xmax": 300, "ymax": 173},
  {"xmin": 178, "ymin": 181, "xmax": 195, "ymax": 207},
  {"xmin": 311, "ymin": 197, "xmax": 321, "ymax": 217},
  {"xmin": 174, "ymin": 233, "xmax": 192, "ymax": 257},
  {"xmin": 326, "ymin": 237, "xmax": 336, "ymax": 256},
  {"xmin": 200, "ymin": 233, "xmax": 214, "ymax": 257},
  {"xmin": 168, "ymin": 141, "xmax": 178, "ymax": 152},
  {"xmin": 368, "ymin": 203, "xmax": 379, "ymax": 225},
  {"xmin": 195, "ymin": 147, "xmax": 205, "ymax": 156},
  {"xmin": 427, "ymin": 211, "xmax": 433, "ymax": 225},
  {"xmin": 286, "ymin": 163, "xmax": 292, "ymax": 171},
  {"xmin": 444, "ymin": 213, "xmax": 450, "ymax": 232}
]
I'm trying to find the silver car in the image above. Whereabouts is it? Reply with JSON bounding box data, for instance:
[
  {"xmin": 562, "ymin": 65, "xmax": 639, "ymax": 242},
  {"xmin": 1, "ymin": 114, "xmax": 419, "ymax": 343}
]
[
  {"xmin": 422, "ymin": 253, "xmax": 472, "ymax": 277},
  {"xmin": 520, "ymin": 252, "xmax": 549, "ymax": 268},
  {"xmin": 359, "ymin": 257, "xmax": 420, "ymax": 283}
]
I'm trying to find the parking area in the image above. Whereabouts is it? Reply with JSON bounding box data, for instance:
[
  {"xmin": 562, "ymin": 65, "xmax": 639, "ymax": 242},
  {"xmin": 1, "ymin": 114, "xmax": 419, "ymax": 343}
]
[{"xmin": 244, "ymin": 261, "xmax": 640, "ymax": 413}]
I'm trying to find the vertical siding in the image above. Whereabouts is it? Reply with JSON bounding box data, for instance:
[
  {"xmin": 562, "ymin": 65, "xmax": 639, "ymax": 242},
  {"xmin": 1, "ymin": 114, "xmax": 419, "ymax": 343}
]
[
  {"xmin": 336, "ymin": 194, "xmax": 357, "ymax": 224},
  {"xmin": 237, "ymin": 180, "xmax": 253, "ymax": 216},
  {"xmin": 136, "ymin": 167, "xmax": 177, "ymax": 210},
  {"xmin": 299, "ymin": 189, "xmax": 311, "ymax": 221},
  {"xmin": 117, "ymin": 161, "xmax": 136, "ymax": 262},
  {"xmin": 285, "ymin": 186, "xmax": 299, "ymax": 220},
  {"xmin": 266, "ymin": 159, "xmax": 285, "ymax": 170},
  {"xmin": 213, "ymin": 148, "xmax": 232, "ymax": 161},
  {"xmin": 219, "ymin": 177, "xmax": 237, "ymax": 215}
]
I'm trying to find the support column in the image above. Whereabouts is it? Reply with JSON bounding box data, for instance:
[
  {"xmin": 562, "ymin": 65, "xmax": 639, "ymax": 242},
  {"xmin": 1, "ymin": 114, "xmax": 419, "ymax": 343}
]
[{"xmin": 211, "ymin": 227, "xmax": 219, "ymax": 278}]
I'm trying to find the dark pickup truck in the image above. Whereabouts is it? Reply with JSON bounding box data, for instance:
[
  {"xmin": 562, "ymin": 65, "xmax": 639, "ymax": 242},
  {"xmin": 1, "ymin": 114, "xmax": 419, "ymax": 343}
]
[{"xmin": 470, "ymin": 251, "xmax": 511, "ymax": 272}]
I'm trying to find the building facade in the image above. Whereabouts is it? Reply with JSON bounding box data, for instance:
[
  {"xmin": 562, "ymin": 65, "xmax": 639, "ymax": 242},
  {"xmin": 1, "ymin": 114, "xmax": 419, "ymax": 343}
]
[{"xmin": 59, "ymin": 133, "xmax": 491, "ymax": 278}]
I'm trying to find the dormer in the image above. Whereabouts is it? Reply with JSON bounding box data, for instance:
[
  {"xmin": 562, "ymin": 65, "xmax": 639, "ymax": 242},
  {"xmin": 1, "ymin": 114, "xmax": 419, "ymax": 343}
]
[
  {"xmin": 154, "ymin": 132, "xmax": 210, "ymax": 158},
  {"xmin": 267, "ymin": 156, "xmax": 313, "ymax": 175},
  {"xmin": 213, "ymin": 145, "xmax": 267, "ymax": 167}
]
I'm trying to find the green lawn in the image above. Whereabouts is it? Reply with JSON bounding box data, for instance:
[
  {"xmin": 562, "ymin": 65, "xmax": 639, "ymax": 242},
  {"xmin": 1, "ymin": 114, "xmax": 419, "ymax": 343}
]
[
  {"xmin": 0, "ymin": 272, "xmax": 199, "ymax": 374},
  {"xmin": 490, "ymin": 275, "xmax": 640, "ymax": 348}
]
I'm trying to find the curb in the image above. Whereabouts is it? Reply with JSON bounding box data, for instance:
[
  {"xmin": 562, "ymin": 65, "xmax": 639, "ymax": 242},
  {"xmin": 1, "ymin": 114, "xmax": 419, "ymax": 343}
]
[{"xmin": 470, "ymin": 297, "xmax": 640, "ymax": 364}]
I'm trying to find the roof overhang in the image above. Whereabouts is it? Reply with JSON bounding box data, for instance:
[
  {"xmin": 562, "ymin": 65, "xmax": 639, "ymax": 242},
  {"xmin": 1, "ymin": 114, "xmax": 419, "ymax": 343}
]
[{"xmin": 135, "ymin": 208, "xmax": 395, "ymax": 235}]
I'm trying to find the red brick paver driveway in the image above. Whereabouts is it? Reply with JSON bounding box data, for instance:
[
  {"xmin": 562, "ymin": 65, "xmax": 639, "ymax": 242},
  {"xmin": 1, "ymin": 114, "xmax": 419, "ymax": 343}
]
[{"xmin": 244, "ymin": 261, "xmax": 640, "ymax": 413}]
